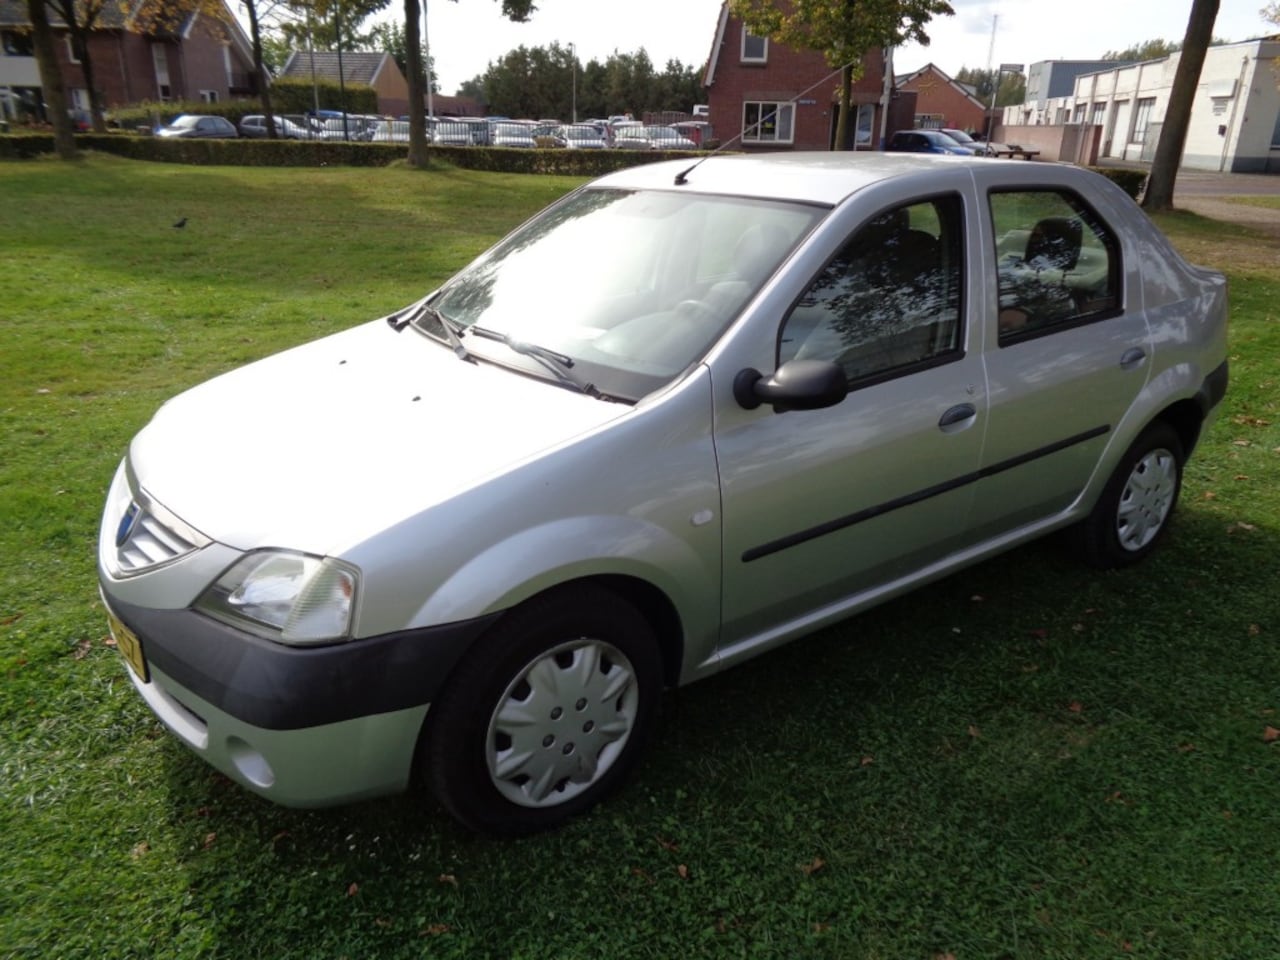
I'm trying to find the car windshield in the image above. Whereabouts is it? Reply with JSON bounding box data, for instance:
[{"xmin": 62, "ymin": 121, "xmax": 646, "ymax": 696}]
[
  {"xmin": 943, "ymin": 129, "xmax": 975, "ymax": 143},
  {"xmin": 564, "ymin": 126, "xmax": 601, "ymax": 140},
  {"xmin": 493, "ymin": 123, "xmax": 529, "ymax": 137},
  {"xmin": 168, "ymin": 116, "xmax": 200, "ymax": 129},
  {"xmin": 423, "ymin": 188, "xmax": 824, "ymax": 400}
]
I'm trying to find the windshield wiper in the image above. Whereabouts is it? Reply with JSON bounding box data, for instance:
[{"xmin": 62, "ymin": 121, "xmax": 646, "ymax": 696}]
[
  {"xmin": 467, "ymin": 325, "xmax": 604, "ymax": 398},
  {"xmin": 388, "ymin": 300, "xmax": 472, "ymax": 363}
]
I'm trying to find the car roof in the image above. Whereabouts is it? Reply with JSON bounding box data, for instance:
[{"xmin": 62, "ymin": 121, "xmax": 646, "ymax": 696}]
[{"xmin": 590, "ymin": 152, "xmax": 999, "ymax": 206}]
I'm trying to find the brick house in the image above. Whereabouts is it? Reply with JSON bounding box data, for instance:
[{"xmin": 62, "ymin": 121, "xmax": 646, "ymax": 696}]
[
  {"xmin": 701, "ymin": 1, "xmax": 892, "ymax": 151},
  {"xmin": 895, "ymin": 63, "xmax": 987, "ymax": 134},
  {"xmin": 278, "ymin": 51, "xmax": 409, "ymax": 118},
  {"xmin": 0, "ymin": 0, "xmax": 257, "ymax": 124}
]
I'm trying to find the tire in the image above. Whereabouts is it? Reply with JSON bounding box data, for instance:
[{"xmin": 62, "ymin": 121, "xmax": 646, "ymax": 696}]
[
  {"xmin": 424, "ymin": 584, "xmax": 662, "ymax": 836},
  {"xmin": 1075, "ymin": 421, "xmax": 1184, "ymax": 569}
]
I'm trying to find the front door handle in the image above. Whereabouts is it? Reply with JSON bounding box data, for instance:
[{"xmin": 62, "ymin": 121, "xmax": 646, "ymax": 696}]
[
  {"xmin": 938, "ymin": 403, "xmax": 977, "ymax": 430},
  {"xmin": 1120, "ymin": 347, "xmax": 1147, "ymax": 370}
]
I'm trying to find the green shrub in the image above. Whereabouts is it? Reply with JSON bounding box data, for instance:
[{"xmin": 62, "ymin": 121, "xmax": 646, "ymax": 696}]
[
  {"xmin": 1089, "ymin": 166, "xmax": 1148, "ymax": 200},
  {"xmin": 269, "ymin": 79, "xmax": 379, "ymax": 115}
]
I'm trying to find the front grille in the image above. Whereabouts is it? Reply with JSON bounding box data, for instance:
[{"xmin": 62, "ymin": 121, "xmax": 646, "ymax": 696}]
[{"xmin": 116, "ymin": 505, "xmax": 204, "ymax": 573}]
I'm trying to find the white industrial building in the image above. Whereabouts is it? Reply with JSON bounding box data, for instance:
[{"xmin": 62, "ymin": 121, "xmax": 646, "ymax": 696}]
[{"xmin": 1002, "ymin": 37, "xmax": 1280, "ymax": 173}]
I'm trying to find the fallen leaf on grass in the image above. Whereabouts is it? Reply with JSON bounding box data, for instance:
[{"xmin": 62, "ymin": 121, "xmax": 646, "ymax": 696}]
[
  {"xmin": 630, "ymin": 867, "xmax": 653, "ymax": 883},
  {"xmin": 1263, "ymin": 726, "xmax": 1280, "ymax": 744},
  {"xmin": 420, "ymin": 924, "xmax": 450, "ymax": 936},
  {"xmin": 813, "ymin": 922, "xmax": 831, "ymax": 933},
  {"xmin": 0, "ymin": 613, "xmax": 23, "ymax": 626},
  {"xmin": 1230, "ymin": 439, "xmax": 1251, "ymax": 447},
  {"xmin": 1068, "ymin": 701, "xmax": 1084, "ymax": 714},
  {"xmin": 1201, "ymin": 490, "xmax": 1217, "ymax": 500},
  {"xmin": 860, "ymin": 755, "xmax": 874, "ymax": 766},
  {"xmin": 102, "ymin": 635, "xmax": 117, "ymax": 648},
  {"xmin": 72, "ymin": 638, "xmax": 93, "ymax": 660},
  {"xmin": 967, "ymin": 724, "xmax": 981, "ymax": 739},
  {"xmin": 655, "ymin": 835, "xmax": 679, "ymax": 853},
  {"xmin": 346, "ymin": 882, "xmax": 359, "ymax": 897},
  {"xmin": 374, "ymin": 917, "xmax": 391, "ymax": 928},
  {"xmin": 437, "ymin": 874, "xmax": 458, "ymax": 887},
  {"xmin": 1227, "ymin": 522, "xmax": 1257, "ymax": 534},
  {"xmin": 130, "ymin": 842, "xmax": 150, "ymax": 859},
  {"xmin": 1247, "ymin": 624, "xmax": 1261, "ymax": 637},
  {"xmin": 202, "ymin": 832, "xmax": 216, "ymax": 850},
  {"xmin": 676, "ymin": 864, "xmax": 689, "ymax": 879},
  {"xmin": 799, "ymin": 856, "xmax": 826, "ymax": 875},
  {"xmin": 1233, "ymin": 474, "xmax": 1250, "ymax": 481}
]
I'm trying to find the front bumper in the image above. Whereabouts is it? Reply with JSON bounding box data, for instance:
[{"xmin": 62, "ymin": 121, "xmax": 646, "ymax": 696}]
[{"xmin": 102, "ymin": 591, "xmax": 499, "ymax": 806}]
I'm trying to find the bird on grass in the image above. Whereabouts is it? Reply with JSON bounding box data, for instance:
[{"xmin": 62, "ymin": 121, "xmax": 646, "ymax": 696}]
[{"xmin": 172, "ymin": 217, "xmax": 188, "ymax": 229}]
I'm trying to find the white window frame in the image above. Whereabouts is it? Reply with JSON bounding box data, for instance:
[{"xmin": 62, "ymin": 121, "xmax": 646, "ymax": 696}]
[
  {"xmin": 742, "ymin": 101, "xmax": 794, "ymax": 144},
  {"xmin": 741, "ymin": 28, "xmax": 768, "ymax": 63},
  {"xmin": 199, "ymin": 89, "xmax": 219, "ymax": 103},
  {"xmin": 65, "ymin": 35, "xmax": 80, "ymax": 64},
  {"xmin": 1089, "ymin": 102, "xmax": 1105, "ymax": 127}
]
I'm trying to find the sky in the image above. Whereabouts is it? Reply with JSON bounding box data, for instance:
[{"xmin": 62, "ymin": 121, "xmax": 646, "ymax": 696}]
[{"xmin": 414, "ymin": 0, "xmax": 1276, "ymax": 95}]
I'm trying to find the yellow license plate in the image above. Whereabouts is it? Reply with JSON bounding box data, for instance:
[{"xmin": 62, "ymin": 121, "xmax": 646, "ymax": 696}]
[{"xmin": 107, "ymin": 608, "xmax": 149, "ymax": 683}]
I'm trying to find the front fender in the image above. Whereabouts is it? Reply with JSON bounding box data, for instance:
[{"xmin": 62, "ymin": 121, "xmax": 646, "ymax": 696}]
[{"xmin": 412, "ymin": 514, "xmax": 721, "ymax": 680}]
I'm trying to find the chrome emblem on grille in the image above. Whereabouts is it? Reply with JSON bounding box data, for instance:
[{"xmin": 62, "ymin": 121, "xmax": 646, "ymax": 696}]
[{"xmin": 115, "ymin": 501, "xmax": 140, "ymax": 547}]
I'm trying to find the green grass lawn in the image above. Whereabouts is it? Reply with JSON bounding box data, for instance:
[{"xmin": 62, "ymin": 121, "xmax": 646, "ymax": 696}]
[{"xmin": 2, "ymin": 154, "xmax": 1278, "ymax": 960}]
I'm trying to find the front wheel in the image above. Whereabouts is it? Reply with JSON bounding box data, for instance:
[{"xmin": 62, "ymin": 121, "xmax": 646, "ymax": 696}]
[
  {"xmin": 424, "ymin": 584, "xmax": 662, "ymax": 836},
  {"xmin": 1075, "ymin": 422, "xmax": 1185, "ymax": 568}
]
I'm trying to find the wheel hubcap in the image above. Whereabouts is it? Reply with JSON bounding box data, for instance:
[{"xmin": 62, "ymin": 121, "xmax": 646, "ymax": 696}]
[
  {"xmin": 1115, "ymin": 447, "xmax": 1177, "ymax": 551},
  {"xmin": 486, "ymin": 639, "xmax": 639, "ymax": 808}
]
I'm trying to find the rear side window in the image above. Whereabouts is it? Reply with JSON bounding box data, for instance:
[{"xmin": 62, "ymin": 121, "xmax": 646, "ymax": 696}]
[
  {"xmin": 779, "ymin": 195, "xmax": 965, "ymax": 385},
  {"xmin": 990, "ymin": 190, "xmax": 1121, "ymax": 344}
]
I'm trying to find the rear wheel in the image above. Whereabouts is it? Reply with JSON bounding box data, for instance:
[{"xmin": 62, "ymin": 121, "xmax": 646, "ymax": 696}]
[
  {"xmin": 1075, "ymin": 422, "xmax": 1184, "ymax": 568},
  {"xmin": 425, "ymin": 584, "xmax": 661, "ymax": 836}
]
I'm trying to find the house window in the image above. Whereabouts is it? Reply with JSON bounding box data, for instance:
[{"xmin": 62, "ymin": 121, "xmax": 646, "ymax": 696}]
[
  {"xmin": 1132, "ymin": 97, "xmax": 1156, "ymax": 144},
  {"xmin": 1089, "ymin": 102, "xmax": 1105, "ymax": 126},
  {"xmin": 199, "ymin": 90, "xmax": 218, "ymax": 103},
  {"xmin": 915, "ymin": 113, "xmax": 944, "ymax": 130},
  {"xmin": 223, "ymin": 45, "xmax": 233, "ymax": 85},
  {"xmin": 1073, "ymin": 103, "xmax": 1087, "ymax": 123},
  {"xmin": 152, "ymin": 43, "xmax": 171, "ymax": 101},
  {"xmin": 3, "ymin": 30, "xmax": 35, "ymax": 56},
  {"xmin": 743, "ymin": 101, "xmax": 793, "ymax": 144},
  {"xmin": 1271, "ymin": 109, "xmax": 1280, "ymax": 148},
  {"xmin": 741, "ymin": 28, "xmax": 768, "ymax": 63},
  {"xmin": 65, "ymin": 36, "xmax": 80, "ymax": 64}
]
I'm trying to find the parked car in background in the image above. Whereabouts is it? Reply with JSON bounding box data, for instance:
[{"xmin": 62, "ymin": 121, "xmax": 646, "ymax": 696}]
[
  {"xmin": 886, "ymin": 129, "xmax": 975, "ymax": 155},
  {"xmin": 610, "ymin": 122, "xmax": 647, "ymax": 149},
  {"xmin": 670, "ymin": 120, "xmax": 713, "ymax": 148},
  {"xmin": 156, "ymin": 114, "xmax": 238, "ymax": 139},
  {"xmin": 432, "ymin": 120, "xmax": 474, "ymax": 146},
  {"xmin": 239, "ymin": 115, "xmax": 313, "ymax": 140},
  {"xmin": 639, "ymin": 125, "xmax": 697, "ymax": 151},
  {"xmin": 554, "ymin": 123, "xmax": 608, "ymax": 149},
  {"xmin": 490, "ymin": 122, "xmax": 537, "ymax": 148},
  {"xmin": 99, "ymin": 153, "xmax": 1227, "ymax": 838},
  {"xmin": 368, "ymin": 119, "xmax": 411, "ymax": 143}
]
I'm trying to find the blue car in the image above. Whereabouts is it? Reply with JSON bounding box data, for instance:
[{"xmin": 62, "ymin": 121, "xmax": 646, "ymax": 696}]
[{"xmin": 887, "ymin": 129, "xmax": 975, "ymax": 155}]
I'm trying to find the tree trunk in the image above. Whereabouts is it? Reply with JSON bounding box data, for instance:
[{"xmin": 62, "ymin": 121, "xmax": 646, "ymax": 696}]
[
  {"xmin": 244, "ymin": 0, "xmax": 276, "ymax": 139},
  {"xmin": 1141, "ymin": 0, "xmax": 1220, "ymax": 213},
  {"xmin": 833, "ymin": 63, "xmax": 851, "ymax": 151},
  {"xmin": 68, "ymin": 26, "xmax": 109, "ymax": 133},
  {"xmin": 404, "ymin": 0, "xmax": 428, "ymax": 167},
  {"xmin": 27, "ymin": 0, "xmax": 76, "ymax": 158}
]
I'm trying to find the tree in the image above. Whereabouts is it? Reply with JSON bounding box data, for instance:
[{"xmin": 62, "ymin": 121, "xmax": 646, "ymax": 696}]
[
  {"xmin": 954, "ymin": 65, "xmax": 1024, "ymax": 108},
  {"xmin": 43, "ymin": 0, "xmax": 109, "ymax": 132},
  {"xmin": 402, "ymin": 0, "xmax": 537, "ymax": 167},
  {"xmin": 367, "ymin": 20, "xmax": 438, "ymax": 92},
  {"xmin": 1102, "ymin": 38, "xmax": 1182, "ymax": 61},
  {"xmin": 729, "ymin": 0, "xmax": 955, "ymax": 151},
  {"xmin": 1142, "ymin": 0, "xmax": 1220, "ymax": 212},
  {"xmin": 25, "ymin": 0, "xmax": 75, "ymax": 158}
]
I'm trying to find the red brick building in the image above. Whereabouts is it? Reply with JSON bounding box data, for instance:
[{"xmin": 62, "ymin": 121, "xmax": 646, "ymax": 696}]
[
  {"xmin": 701, "ymin": 2, "xmax": 890, "ymax": 151},
  {"xmin": 0, "ymin": 0, "xmax": 257, "ymax": 124},
  {"xmin": 894, "ymin": 63, "xmax": 987, "ymax": 134}
]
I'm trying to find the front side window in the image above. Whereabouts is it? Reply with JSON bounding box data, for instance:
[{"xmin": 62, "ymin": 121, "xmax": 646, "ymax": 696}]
[
  {"xmin": 743, "ymin": 101, "xmax": 794, "ymax": 144},
  {"xmin": 425, "ymin": 188, "xmax": 824, "ymax": 400},
  {"xmin": 779, "ymin": 196, "xmax": 965, "ymax": 384},
  {"xmin": 990, "ymin": 190, "xmax": 1121, "ymax": 344},
  {"xmin": 741, "ymin": 28, "xmax": 768, "ymax": 62}
]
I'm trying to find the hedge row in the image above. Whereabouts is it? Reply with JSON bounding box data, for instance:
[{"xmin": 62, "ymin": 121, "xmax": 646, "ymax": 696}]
[
  {"xmin": 0, "ymin": 132, "xmax": 698, "ymax": 175},
  {"xmin": 1089, "ymin": 166, "xmax": 1148, "ymax": 200}
]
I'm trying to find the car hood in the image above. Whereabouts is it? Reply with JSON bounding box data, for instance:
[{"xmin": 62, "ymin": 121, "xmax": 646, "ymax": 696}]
[{"xmin": 128, "ymin": 320, "xmax": 631, "ymax": 555}]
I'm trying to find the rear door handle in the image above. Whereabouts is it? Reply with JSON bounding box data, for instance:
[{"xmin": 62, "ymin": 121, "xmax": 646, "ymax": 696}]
[
  {"xmin": 938, "ymin": 403, "xmax": 977, "ymax": 431},
  {"xmin": 1120, "ymin": 347, "xmax": 1147, "ymax": 370}
]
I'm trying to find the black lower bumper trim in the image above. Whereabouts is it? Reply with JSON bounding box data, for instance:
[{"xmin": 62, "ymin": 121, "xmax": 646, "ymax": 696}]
[{"xmin": 104, "ymin": 593, "xmax": 500, "ymax": 731}]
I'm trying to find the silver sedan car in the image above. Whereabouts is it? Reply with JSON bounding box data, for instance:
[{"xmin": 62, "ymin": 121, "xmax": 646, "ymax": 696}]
[{"xmin": 98, "ymin": 154, "xmax": 1227, "ymax": 835}]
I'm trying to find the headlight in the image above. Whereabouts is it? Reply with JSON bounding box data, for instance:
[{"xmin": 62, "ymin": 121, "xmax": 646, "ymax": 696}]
[{"xmin": 196, "ymin": 551, "xmax": 359, "ymax": 645}]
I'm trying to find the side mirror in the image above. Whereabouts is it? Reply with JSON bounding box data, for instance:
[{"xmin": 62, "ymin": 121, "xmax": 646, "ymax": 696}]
[{"xmin": 733, "ymin": 359, "xmax": 848, "ymax": 412}]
